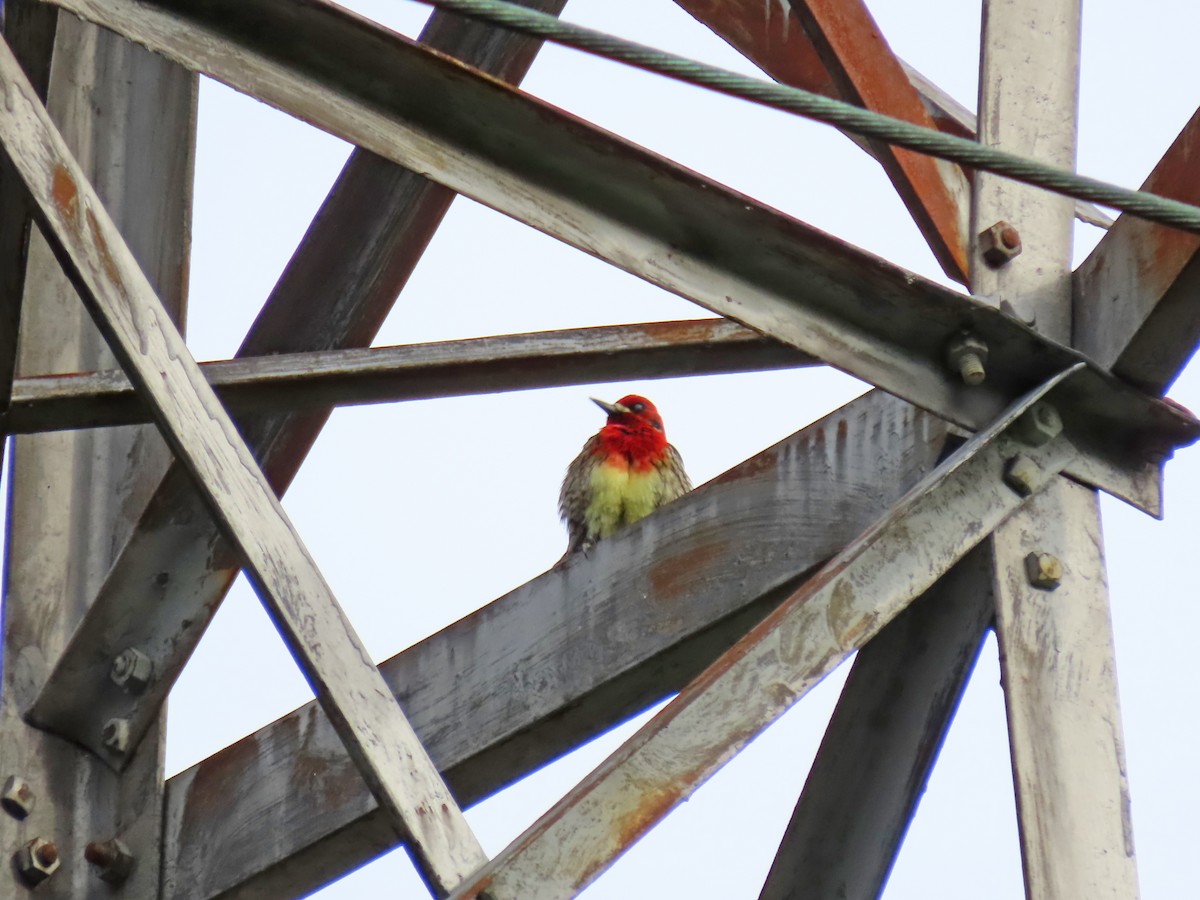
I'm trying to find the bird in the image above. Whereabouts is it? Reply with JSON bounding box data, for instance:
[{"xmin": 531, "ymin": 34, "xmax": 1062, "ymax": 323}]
[{"xmin": 559, "ymin": 394, "xmax": 692, "ymax": 554}]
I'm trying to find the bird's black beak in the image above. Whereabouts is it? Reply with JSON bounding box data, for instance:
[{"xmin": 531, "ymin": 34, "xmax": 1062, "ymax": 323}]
[{"xmin": 591, "ymin": 397, "xmax": 630, "ymax": 416}]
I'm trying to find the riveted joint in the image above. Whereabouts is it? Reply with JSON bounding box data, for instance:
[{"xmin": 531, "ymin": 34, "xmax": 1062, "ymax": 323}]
[
  {"xmin": 86, "ymin": 838, "xmax": 135, "ymax": 885},
  {"xmin": 1, "ymin": 776, "xmax": 35, "ymax": 820},
  {"xmin": 1003, "ymin": 454, "xmax": 1042, "ymax": 497},
  {"xmin": 980, "ymin": 220, "xmax": 1022, "ymax": 267},
  {"xmin": 110, "ymin": 647, "xmax": 154, "ymax": 693},
  {"xmin": 945, "ymin": 333, "xmax": 989, "ymax": 386},
  {"xmin": 14, "ymin": 838, "xmax": 60, "ymax": 886},
  {"xmin": 1025, "ymin": 551, "xmax": 1063, "ymax": 590}
]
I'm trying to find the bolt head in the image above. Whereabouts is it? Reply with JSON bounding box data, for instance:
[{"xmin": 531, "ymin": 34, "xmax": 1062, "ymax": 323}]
[
  {"xmin": 980, "ymin": 220, "xmax": 1022, "ymax": 267},
  {"xmin": 101, "ymin": 718, "xmax": 131, "ymax": 755},
  {"xmin": 110, "ymin": 647, "xmax": 154, "ymax": 693},
  {"xmin": 1003, "ymin": 454, "xmax": 1042, "ymax": 497},
  {"xmin": 14, "ymin": 838, "xmax": 60, "ymax": 886},
  {"xmin": 1025, "ymin": 551, "xmax": 1063, "ymax": 589},
  {"xmin": 85, "ymin": 838, "xmax": 135, "ymax": 885},
  {"xmin": 1, "ymin": 776, "xmax": 34, "ymax": 820}
]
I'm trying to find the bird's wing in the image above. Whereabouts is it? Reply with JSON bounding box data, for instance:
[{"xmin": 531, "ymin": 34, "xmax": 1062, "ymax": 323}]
[
  {"xmin": 560, "ymin": 434, "xmax": 601, "ymax": 552},
  {"xmin": 656, "ymin": 443, "xmax": 693, "ymax": 503}
]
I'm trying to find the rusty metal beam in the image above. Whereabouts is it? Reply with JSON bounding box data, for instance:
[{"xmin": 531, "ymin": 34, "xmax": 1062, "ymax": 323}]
[
  {"xmin": 8, "ymin": 319, "xmax": 813, "ymax": 432},
  {"xmin": 43, "ymin": 0, "xmax": 1198, "ymax": 518},
  {"xmin": 758, "ymin": 543, "xmax": 994, "ymax": 900},
  {"xmin": 446, "ymin": 368, "xmax": 1083, "ymax": 900},
  {"xmin": 161, "ymin": 390, "xmax": 952, "ymax": 900},
  {"xmin": 26, "ymin": 0, "xmax": 565, "ymax": 777},
  {"xmin": 1073, "ymin": 106, "xmax": 1200, "ymax": 394},
  {"xmin": 0, "ymin": 29, "xmax": 490, "ymax": 894},
  {"xmin": 785, "ymin": 0, "xmax": 968, "ymax": 282}
]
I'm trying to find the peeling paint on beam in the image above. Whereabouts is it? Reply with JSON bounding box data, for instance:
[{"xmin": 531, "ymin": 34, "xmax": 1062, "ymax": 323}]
[
  {"xmin": 7, "ymin": 320, "xmax": 812, "ymax": 432},
  {"xmin": 162, "ymin": 391, "xmax": 951, "ymax": 900}
]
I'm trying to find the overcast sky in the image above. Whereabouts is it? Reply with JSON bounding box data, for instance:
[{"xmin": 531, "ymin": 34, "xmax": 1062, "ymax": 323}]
[{"xmin": 107, "ymin": 0, "xmax": 1200, "ymax": 896}]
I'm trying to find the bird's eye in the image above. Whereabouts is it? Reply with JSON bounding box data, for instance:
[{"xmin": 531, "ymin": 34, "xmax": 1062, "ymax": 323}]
[{"xmin": 631, "ymin": 402, "xmax": 645, "ymax": 413}]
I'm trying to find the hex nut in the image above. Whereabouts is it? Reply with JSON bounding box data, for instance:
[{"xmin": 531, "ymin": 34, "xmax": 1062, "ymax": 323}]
[
  {"xmin": 1003, "ymin": 455, "xmax": 1042, "ymax": 497},
  {"xmin": 980, "ymin": 220, "xmax": 1022, "ymax": 267},
  {"xmin": 85, "ymin": 838, "xmax": 135, "ymax": 885},
  {"xmin": 110, "ymin": 647, "xmax": 154, "ymax": 693},
  {"xmin": 945, "ymin": 333, "xmax": 989, "ymax": 386},
  {"xmin": 101, "ymin": 718, "xmax": 131, "ymax": 755},
  {"xmin": 14, "ymin": 837, "xmax": 60, "ymax": 886},
  {"xmin": 1025, "ymin": 551, "xmax": 1063, "ymax": 590},
  {"xmin": 1014, "ymin": 402, "xmax": 1063, "ymax": 448},
  {"xmin": 1, "ymin": 775, "xmax": 34, "ymax": 820}
]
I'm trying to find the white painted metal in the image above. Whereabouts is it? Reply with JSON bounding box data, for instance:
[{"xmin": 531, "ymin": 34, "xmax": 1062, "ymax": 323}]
[
  {"xmin": 0, "ymin": 32, "xmax": 488, "ymax": 896},
  {"xmin": 973, "ymin": 2, "xmax": 1140, "ymax": 897}
]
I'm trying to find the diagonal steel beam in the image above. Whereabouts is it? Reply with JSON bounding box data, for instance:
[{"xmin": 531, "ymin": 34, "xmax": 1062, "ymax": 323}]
[
  {"xmin": 44, "ymin": 0, "xmax": 1199, "ymax": 517},
  {"xmin": 0, "ymin": 31, "xmax": 489, "ymax": 895},
  {"xmin": 27, "ymin": 0, "xmax": 565, "ymax": 769},
  {"xmin": 1073, "ymin": 106, "xmax": 1200, "ymax": 394},
  {"xmin": 8, "ymin": 319, "xmax": 813, "ymax": 432},
  {"xmin": 757, "ymin": 541, "xmax": 994, "ymax": 900},
  {"xmin": 446, "ymin": 367, "xmax": 1084, "ymax": 900},
  {"xmin": 162, "ymin": 390, "xmax": 953, "ymax": 900}
]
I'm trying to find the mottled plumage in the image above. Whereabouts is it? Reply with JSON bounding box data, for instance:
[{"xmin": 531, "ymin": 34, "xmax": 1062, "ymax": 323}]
[{"xmin": 559, "ymin": 395, "xmax": 691, "ymax": 554}]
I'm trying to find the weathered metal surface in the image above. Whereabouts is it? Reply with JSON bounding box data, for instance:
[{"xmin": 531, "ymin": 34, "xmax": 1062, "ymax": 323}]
[
  {"xmin": 673, "ymin": 0, "xmax": 1110, "ymax": 229},
  {"xmin": 971, "ymin": 0, "xmax": 1080, "ymax": 340},
  {"xmin": 27, "ymin": 0, "xmax": 565, "ymax": 779},
  {"xmin": 8, "ymin": 319, "xmax": 812, "ymax": 432},
  {"xmin": 0, "ymin": 15, "xmax": 194, "ymax": 898},
  {"xmin": 784, "ymin": 0, "xmax": 969, "ymax": 282},
  {"xmin": 446, "ymin": 369, "xmax": 1083, "ymax": 900},
  {"xmin": 992, "ymin": 480, "xmax": 1139, "ymax": 897},
  {"xmin": 975, "ymin": 4, "xmax": 1138, "ymax": 897},
  {"xmin": 1073, "ymin": 106, "xmax": 1200, "ymax": 393},
  {"xmin": 45, "ymin": 0, "xmax": 1196, "ymax": 516},
  {"xmin": 0, "ymin": 33, "xmax": 489, "ymax": 894},
  {"xmin": 758, "ymin": 542, "xmax": 994, "ymax": 900},
  {"xmin": 161, "ymin": 390, "xmax": 951, "ymax": 900}
]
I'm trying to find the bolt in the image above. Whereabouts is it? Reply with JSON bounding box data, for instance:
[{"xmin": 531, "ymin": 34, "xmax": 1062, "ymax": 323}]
[
  {"xmin": 1014, "ymin": 402, "xmax": 1063, "ymax": 448},
  {"xmin": 13, "ymin": 837, "xmax": 60, "ymax": 886},
  {"xmin": 945, "ymin": 333, "xmax": 989, "ymax": 386},
  {"xmin": 980, "ymin": 220, "xmax": 1022, "ymax": 267},
  {"xmin": 1, "ymin": 776, "xmax": 34, "ymax": 820},
  {"xmin": 85, "ymin": 838, "xmax": 135, "ymax": 885},
  {"xmin": 110, "ymin": 647, "xmax": 154, "ymax": 693},
  {"xmin": 1003, "ymin": 454, "xmax": 1042, "ymax": 497},
  {"xmin": 1025, "ymin": 551, "xmax": 1063, "ymax": 590},
  {"xmin": 101, "ymin": 718, "xmax": 131, "ymax": 755}
]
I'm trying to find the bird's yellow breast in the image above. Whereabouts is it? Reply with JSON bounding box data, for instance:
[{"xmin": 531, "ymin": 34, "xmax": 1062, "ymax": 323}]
[{"xmin": 584, "ymin": 458, "xmax": 665, "ymax": 540}]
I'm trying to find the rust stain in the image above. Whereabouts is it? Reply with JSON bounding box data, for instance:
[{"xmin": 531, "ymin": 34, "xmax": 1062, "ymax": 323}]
[
  {"xmin": 51, "ymin": 165, "xmax": 79, "ymax": 231},
  {"xmin": 86, "ymin": 208, "xmax": 124, "ymax": 288},
  {"xmin": 649, "ymin": 540, "xmax": 722, "ymax": 602}
]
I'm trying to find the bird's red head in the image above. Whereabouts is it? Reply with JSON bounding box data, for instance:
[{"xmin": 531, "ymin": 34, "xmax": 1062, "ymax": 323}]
[{"xmin": 592, "ymin": 395, "xmax": 665, "ymax": 434}]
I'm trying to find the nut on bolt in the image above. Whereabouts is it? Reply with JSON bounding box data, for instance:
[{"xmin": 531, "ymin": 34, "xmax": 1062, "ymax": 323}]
[
  {"xmin": 1025, "ymin": 551, "xmax": 1063, "ymax": 590},
  {"xmin": 110, "ymin": 647, "xmax": 154, "ymax": 693},
  {"xmin": 14, "ymin": 837, "xmax": 60, "ymax": 886},
  {"xmin": 101, "ymin": 718, "xmax": 131, "ymax": 755},
  {"xmin": 1014, "ymin": 402, "xmax": 1063, "ymax": 448},
  {"xmin": 945, "ymin": 333, "xmax": 989, "ymax": 386},
  {"xmin": 85, "ymin": 838, "xmax": 135, "ymax": 885},
  {"xmin": 1, "ymin": 775, "xmax": 34, "ymax": 820},
  {"xmin": 980, "ymin": 220, "xmax": 1022, "ymax": 267},
  {"xmin": 1003, "ymin": 454, "xmax": 1042, "ymax": 497}
]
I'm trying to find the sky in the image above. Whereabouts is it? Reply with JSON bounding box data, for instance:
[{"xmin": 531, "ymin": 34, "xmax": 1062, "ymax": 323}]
[{"xmin": 13, "ymin": 0, "xmax": 1199, "ymax": 897}]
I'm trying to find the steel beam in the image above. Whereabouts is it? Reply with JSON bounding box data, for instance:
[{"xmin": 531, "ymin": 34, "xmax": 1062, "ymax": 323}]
[
  {"xmin": 784, "ymin": 0, "xmax": 969, "ymax": 282},
  {"xmin": 975, "ymin": 2, "xmax": 1138, "ymax": 897},
  {"xmin": 1073, "ymin": 106, "xmax": 1200, "ymax": 394},
  {"xmin": 161, "ymin": 390, "xmax": 953, "ymax": 900},
  {"xmin": 0, "ymin": 32, "xmax": 489, "ymax": 895},
  {"xmin": 7, "ymin": 319, "xmax": 813, "ymax": 432},
  {"xmin": 27, "ymin": 0, "xmax": 565, "ymax": 781},
  {"xmin": 446, "ymin": 368, "xmax": 1083, "ymax": 899},
  {"xmin": 757, "ymin": 542, "xmax": 994, "ymax": 900},
  {"xmin": 42, "ymin": 0, "xmax": 1200, "ymax": 516},
  {"xmin": 0, "ymin": 14, "xmax": 194, "ymax": 898}
]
